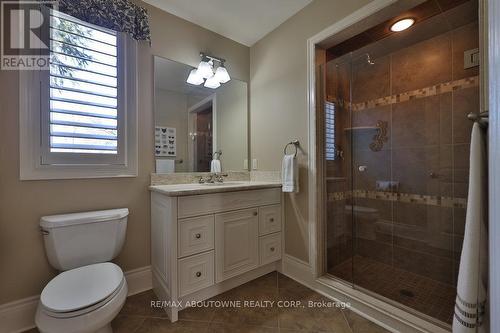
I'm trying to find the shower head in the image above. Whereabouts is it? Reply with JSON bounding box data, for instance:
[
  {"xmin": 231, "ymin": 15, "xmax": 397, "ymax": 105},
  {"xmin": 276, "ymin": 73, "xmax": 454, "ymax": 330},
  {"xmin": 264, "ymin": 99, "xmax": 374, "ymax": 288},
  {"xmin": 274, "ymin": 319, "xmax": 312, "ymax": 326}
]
[{"xmin": 366, "ymin": 53, "xmax": 375, "ymax": 65}]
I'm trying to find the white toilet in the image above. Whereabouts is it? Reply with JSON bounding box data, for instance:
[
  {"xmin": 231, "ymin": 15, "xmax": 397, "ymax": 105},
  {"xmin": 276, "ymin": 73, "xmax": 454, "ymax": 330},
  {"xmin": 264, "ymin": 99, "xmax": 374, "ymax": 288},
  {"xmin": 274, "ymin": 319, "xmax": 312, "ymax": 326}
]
[{"xmin": 35, "ymin": 209, "xmax": 129, "ymax": 333}]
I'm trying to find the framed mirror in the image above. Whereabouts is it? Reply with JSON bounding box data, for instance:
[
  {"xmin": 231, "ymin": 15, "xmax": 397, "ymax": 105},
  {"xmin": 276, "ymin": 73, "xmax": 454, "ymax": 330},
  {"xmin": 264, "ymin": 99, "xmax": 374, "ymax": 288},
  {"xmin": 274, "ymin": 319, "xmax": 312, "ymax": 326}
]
[{"xmin": 154, "ymin": 56, "xmax": 248, "ymax": 173}]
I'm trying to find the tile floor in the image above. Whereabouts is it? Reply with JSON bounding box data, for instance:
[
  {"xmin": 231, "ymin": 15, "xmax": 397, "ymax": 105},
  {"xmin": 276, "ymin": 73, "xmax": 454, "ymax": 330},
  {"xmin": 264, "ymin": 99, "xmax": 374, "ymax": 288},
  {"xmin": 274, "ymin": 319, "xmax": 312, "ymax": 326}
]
[
  {"xmin": 26, "ymin": 272, "xmax": 389, "ymax": 333},
  {"xmin": 329, "ymin": 255, "xmax": 455, "ymax": 324}
]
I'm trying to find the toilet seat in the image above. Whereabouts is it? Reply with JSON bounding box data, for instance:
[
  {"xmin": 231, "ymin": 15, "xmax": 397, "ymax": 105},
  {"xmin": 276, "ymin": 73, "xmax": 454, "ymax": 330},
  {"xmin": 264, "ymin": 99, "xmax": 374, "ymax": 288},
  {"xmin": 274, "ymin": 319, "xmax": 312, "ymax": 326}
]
[
  {"xmin": 35, "ymin": 263, "xmax": 128, "ymax": 333},
  {"xmin": 40, "ymin": 263, "xmax": 124, "ymax": 318}
]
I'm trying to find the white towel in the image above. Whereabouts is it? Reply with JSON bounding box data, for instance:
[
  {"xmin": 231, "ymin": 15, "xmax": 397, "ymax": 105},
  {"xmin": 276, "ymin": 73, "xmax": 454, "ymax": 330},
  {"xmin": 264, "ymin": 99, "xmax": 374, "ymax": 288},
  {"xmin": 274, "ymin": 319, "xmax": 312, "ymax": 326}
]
[
  {"xmin": 453, "ymin": 123, "xmax": 488, "ymax": 333},
  {"xmin": 210, "ymin": 159, "xmax": 221, "ymax": 173},
  {"xmin": 282, "ymin": 154, "xmax": 298, "ymax": 193}
]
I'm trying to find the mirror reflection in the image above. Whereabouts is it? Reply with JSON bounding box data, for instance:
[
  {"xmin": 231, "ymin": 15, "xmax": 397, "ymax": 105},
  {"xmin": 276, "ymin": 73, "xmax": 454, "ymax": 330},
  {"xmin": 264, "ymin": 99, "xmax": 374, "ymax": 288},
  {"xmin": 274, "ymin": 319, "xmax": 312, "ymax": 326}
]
[{"xmin": 154, "ymin": 56, "xmax": 248, "ymax": 173}]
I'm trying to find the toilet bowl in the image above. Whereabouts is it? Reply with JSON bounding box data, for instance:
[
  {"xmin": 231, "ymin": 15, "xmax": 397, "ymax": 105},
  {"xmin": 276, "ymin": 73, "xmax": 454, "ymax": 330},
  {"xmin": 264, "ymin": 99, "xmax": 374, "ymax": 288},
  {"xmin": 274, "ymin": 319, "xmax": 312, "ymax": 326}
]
[
  {"xmin": 36, "ymin": 209, "xmax": 129, "ymax": 333},
  {"xmin": 35, "ymin": 263, "xmax": 128, "ymax": 333}
]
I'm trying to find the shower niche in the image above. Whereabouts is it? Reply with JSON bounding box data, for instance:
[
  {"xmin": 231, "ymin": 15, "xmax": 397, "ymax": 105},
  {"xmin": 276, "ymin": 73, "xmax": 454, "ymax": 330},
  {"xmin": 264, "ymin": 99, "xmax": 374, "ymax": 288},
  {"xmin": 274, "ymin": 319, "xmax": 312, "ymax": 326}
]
[{"xmin": 316, "ymin": 0, "xmax": 480, "ymax": 327}]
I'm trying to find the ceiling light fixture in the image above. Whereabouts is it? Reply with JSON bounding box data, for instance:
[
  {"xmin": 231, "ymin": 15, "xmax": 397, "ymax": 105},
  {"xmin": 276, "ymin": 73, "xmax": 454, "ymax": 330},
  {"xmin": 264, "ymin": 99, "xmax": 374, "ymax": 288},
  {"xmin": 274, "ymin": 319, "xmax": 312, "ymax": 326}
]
[
  {"xmin": 390, "ymin": 18, "xmax": 415, "ymax": 32},
  {"xmin": 186, "ymin": 53, "xmax": 231, "ymax": 89}
]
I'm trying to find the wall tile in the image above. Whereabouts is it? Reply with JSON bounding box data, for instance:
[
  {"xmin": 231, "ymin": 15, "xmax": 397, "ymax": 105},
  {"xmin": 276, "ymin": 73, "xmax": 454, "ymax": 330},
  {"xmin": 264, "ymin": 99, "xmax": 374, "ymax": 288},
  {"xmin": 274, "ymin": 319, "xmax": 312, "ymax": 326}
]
[
  {"xmin": 352, "ymin": 55, "xmax": 390, "ymax": 103},
  {"xmin": 392, "ymin": 96, "xmax": 441, "ymax": 148},
  {"xmin": 391, "ymin": 33, "xmax": 452, "ymax": 94},
  {"xmin": 453, "ymin": 86, "xmax": 479, "ymax": 144},
  {"xmin": 452, "ymin": 22, "xmax": 479, "ymax": 80}
]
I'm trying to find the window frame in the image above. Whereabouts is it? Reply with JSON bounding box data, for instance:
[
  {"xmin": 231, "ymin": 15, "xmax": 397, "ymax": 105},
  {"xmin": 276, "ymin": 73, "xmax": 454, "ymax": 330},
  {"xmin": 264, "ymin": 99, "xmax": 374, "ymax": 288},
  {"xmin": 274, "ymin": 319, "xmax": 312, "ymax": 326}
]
[{"xmin": 19, "ymin": 12, "xmax": 137, "ymax": 180}]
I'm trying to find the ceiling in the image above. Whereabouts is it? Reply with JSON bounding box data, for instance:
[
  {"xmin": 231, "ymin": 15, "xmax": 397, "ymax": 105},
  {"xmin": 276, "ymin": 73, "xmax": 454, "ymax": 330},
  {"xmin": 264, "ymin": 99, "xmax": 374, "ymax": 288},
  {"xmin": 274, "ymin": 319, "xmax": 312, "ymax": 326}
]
[{"xmin": 143, "ymin": 0, "xmax": 313, "ymax": 46}]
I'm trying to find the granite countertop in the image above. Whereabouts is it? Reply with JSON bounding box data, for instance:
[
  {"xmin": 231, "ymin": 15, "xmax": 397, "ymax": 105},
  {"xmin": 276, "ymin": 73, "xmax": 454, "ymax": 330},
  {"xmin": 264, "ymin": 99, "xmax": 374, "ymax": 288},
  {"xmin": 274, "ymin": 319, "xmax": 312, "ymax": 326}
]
[{"xmin": 149, "ymin": 181, "xmax": 282, "ymax": 196}]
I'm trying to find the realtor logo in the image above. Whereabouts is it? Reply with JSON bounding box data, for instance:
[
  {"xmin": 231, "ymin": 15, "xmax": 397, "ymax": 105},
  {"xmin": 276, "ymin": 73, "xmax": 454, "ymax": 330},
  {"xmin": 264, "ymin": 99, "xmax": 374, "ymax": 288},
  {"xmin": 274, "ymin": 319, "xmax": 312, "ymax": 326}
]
[{"xmin": 1, "ymin": 1, "xmax": 56, "ymax": 70}]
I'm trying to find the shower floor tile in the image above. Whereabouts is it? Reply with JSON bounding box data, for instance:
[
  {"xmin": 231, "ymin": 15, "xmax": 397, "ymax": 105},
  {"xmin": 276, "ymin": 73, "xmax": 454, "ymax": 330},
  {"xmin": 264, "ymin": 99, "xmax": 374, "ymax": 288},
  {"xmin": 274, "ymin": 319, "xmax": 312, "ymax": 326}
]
[{"xmin": 329, "ymin": 255, "xmax": 455, "ymax": 324}]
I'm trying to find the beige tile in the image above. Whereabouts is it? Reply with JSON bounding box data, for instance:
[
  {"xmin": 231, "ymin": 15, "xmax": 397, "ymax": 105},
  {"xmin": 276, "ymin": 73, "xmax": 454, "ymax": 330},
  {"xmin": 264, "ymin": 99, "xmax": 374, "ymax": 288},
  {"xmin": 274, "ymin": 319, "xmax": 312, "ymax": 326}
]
[
  {"xmin": 207, "ymin": 323, "xmax": 277, "ymax": 333},
  {"xmin": 136, "ymin": 318, "xmax": 210, "ymax": 333},
  {"xmin": 113, "ymin": 315, "xmax": 147, "ymax": 333},
  {"xmin": 343, "ymin": 310, "xmax": 390, "ymax": 333},
  {"xmin": 119, "ymin": 290, "xmax": 168, "ymax": 318}
]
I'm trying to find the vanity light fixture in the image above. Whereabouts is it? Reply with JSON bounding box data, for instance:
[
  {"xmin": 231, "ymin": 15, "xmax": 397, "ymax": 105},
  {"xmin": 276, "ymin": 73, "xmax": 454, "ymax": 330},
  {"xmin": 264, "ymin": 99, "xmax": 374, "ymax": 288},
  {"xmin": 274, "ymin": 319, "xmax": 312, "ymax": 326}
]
[
  {"xmin": 214, "ymin": 62, "xmax": 230, "ymax": 83},
  {"xmin": 390, "ymin": 18, "xmax": 415, "ymax": 32},
  {"xmin": 186, "ymin": 69, "xmax": 204, "ymax": 85},
  {"xmin": 186, "ymin": 53, "xmax": 231, "ymax": 89},
  {"xmin": 196, "ymin": 57, "xmax": 214, "ymax": 79},
  {"xmin": 204, "ymin": 74, "xmax": 221, "ymax": 89}
]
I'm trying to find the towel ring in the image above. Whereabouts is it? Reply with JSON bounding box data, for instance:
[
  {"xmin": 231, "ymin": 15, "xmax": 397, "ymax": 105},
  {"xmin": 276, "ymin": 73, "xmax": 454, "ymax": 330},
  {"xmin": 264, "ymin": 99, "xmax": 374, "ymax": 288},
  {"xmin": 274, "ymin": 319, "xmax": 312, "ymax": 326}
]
[
  {"xmin": 213, "ymin": 150, "xmax": 222, "ymax": 159},
  {"xmin": 284, "ymin": 140, "xmax": 300, "ymax": 157}
]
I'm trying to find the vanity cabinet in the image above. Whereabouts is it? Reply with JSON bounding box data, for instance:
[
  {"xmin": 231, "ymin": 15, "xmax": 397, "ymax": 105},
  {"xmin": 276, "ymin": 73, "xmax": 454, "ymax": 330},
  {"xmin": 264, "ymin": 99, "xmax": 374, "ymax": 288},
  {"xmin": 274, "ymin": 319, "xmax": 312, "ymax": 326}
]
[{"xmin": 151, "ymin": 186, "xmax": 282, "ymax": 322}]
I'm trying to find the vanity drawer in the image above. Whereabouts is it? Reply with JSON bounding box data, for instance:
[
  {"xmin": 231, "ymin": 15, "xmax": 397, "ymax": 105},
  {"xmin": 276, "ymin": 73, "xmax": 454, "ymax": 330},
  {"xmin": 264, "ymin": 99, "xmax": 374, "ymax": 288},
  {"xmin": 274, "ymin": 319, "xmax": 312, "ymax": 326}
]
[
  {"xmin": 178, "ymin": 215, "xmax": 214, "ymax": 258},
  {"xmin": 259, "ymin": 233, "xmax": 282, "ymax": 265},
  {"xmin": 178, "ymin": 251, "xmax": 214, "ymax": 297},
  {"xmin": 258, "ymin": 205, "xmax": 281, "ymax": 236},
  {"xmin": 178, "ymin": 188, "xmax": 281, "ymax": 218}
]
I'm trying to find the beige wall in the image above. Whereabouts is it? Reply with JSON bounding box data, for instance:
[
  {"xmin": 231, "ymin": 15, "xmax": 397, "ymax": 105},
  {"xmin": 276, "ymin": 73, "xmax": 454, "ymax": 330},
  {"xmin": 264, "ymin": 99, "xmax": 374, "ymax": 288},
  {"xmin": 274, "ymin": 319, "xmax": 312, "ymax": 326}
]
[
  {"xmin": 0, "ymin": 2, "xmax": 248, "ymax": 304},
  {"xmin": 249, "ymin": 0, "xmax": 372, "ymax": 262}
]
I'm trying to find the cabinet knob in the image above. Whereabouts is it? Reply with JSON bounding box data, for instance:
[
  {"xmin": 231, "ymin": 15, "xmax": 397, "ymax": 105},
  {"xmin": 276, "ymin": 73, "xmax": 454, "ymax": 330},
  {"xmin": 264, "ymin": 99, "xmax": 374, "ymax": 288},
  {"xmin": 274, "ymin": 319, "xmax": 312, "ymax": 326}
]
[
  {"xmin": 196, "ymin": 271, "xmax": 202, "ymax": 277},
  {"xmin": 195, "ymin": 233, "xmax": 201, "ymax": 239},
  {"xmin": 253, "ymin": 211, "xmax": 258, "ymax": 216},
  {"xmin": 270, "ymin": 247, "xmax": 275, "ymax": 252},
  {"xmin": 270, "ymin": 218, "xmax": 274, "ymax": 222}
]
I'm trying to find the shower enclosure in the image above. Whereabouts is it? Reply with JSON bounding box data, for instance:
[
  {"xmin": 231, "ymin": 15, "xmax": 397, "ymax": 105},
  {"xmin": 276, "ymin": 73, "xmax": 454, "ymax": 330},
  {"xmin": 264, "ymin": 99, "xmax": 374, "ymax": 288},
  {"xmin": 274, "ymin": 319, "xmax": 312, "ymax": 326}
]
[{"xmin": 318, "ymin": 0, "xmax": 479, "ymax": 326}]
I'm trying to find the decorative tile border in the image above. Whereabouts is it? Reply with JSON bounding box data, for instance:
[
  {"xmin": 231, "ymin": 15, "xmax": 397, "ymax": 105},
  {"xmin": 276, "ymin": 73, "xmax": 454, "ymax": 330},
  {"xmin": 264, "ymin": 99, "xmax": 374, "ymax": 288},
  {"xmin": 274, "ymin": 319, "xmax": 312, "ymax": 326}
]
[
  {"xmin": 151, "ymin": 171, "xmax": 250, "ymax": 185},
  {"xmin": 328, "ymin": 190, "xmax": 467, "ymax": 209},
  {"xmin": 327, "ymin": 76, "xmax": 479, "ymax": 112}
]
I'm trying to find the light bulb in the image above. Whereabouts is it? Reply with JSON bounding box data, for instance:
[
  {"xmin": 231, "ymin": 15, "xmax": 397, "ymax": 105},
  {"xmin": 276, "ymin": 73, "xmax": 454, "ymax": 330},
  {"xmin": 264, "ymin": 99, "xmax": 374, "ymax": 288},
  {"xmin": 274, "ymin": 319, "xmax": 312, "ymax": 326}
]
[
  {"xmin": 186, "ymin": 69, "xmax": 204, "ymax": 85},
  {"xmin": 197, "ymin": 59, "xmax": 213, "ymax": 79},
  {"xmin": 204, "ymin": 74, "xmax": 221, "ymax": 89},
  {"xmin": 214, "ymin": 65, "xmax": 230, "ymax": 83},
  {"xmin": 390, "ymin": 18, "xmax": 415, "ymax": 32}
]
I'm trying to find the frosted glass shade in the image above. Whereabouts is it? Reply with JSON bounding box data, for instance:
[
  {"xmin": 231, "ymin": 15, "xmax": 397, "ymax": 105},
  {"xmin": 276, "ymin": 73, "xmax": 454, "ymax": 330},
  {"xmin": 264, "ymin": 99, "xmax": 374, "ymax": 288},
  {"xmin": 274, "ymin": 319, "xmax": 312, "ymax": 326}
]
[
  {"xmin": 197, "ymin": 60, "xmax": 213, "ymax": 79},
  {"xmin": 186, "ymin": 69, "xmax": 204, "ymax": 85},
  {"xmin": 214, "ymin": 65, "xmax": 230, "ymax": 83},
  {"xmin": 204, "ymin": 75, "xmax": 221, "ymax": 89}
]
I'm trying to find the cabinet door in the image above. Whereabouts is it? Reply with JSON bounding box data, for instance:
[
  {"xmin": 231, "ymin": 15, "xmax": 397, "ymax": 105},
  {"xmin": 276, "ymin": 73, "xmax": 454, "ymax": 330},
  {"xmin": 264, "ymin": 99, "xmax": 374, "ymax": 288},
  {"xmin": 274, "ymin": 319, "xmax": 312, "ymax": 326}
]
[{"xmin": 215, "ymin": 208, "xmax": 259, "ymax": 282}]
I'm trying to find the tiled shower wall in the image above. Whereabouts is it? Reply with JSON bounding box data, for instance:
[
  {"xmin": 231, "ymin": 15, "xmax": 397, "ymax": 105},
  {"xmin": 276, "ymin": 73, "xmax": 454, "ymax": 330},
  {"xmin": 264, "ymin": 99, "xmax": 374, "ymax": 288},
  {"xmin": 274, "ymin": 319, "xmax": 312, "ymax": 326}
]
[{"xmin": 326, "ymin": 21, "xmax": 479, "ymax": 287}]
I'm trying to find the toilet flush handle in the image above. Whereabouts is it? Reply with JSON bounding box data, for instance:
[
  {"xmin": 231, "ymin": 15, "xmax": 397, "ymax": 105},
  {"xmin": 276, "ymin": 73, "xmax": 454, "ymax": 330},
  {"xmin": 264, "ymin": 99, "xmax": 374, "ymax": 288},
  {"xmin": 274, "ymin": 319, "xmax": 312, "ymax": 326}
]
[{"xmin": 40, "ymin": 227, "xmax": 49, "ymax": 235}]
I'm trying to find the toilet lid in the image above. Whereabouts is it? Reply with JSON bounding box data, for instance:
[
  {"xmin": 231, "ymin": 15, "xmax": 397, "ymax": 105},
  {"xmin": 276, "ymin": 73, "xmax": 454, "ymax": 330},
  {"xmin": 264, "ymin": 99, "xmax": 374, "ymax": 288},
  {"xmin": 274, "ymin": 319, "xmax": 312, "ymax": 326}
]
[{"xmin": 41, "ymin": 262, "xmax": 124, "ymax": 313}]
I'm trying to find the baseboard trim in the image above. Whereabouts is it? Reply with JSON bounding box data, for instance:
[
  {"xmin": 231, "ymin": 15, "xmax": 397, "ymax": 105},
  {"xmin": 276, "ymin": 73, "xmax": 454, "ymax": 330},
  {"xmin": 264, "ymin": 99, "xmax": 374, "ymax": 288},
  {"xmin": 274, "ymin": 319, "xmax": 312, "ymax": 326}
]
[
  {"xmin": 282, "ymin": 255, "xmax": 450, "ymax": 333},
  {"xmin": 0, "ymin": 265, "xmax": 152, "ymax": 333}
]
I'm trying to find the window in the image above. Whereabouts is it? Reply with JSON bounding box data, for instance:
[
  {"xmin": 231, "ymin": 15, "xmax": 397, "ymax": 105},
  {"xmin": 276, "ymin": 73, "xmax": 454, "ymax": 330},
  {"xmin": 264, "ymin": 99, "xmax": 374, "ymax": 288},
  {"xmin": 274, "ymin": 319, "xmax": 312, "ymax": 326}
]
[
  {"xmin": 20, "ymin": 10, "xmax": 137, "ymax": 180},
  {"xmin": 325, "ymin": 101, "xmax": 336, "ymax": 161}
]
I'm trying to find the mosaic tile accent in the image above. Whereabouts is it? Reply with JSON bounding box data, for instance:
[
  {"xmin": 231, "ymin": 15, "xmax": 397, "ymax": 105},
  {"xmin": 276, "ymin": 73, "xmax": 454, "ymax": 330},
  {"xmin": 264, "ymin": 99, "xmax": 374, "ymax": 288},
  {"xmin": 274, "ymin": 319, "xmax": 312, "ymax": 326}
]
[
  {"xmin": 327, "ymin": 190, "xmax": 467, "ymax": 208},
  {"xmin": 327, "ymin": 76, "xmax": 479, "ymax": 112}
]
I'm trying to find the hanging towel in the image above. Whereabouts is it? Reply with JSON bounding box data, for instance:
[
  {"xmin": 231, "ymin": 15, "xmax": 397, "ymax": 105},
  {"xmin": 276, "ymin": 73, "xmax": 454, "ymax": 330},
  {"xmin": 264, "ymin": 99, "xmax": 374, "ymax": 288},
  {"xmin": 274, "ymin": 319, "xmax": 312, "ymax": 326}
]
[
  {"xmin": 210, "ymin": 159, "xmax": 221, "ymax": 173},
  {"xmin": 282, "ymin": 154, "xmax": 299, "ymax": 193},
  {"xmin": 453, "ymin": 122, "xmax": 488, "ymax": 333}
]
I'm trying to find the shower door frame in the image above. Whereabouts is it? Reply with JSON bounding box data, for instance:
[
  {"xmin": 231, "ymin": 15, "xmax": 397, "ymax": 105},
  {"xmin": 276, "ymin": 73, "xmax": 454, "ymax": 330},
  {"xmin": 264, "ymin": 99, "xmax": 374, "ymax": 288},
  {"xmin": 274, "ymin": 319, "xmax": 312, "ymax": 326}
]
[{"xmin": 305, "ymin": 0, "xmax": 464, "ymax": 332}]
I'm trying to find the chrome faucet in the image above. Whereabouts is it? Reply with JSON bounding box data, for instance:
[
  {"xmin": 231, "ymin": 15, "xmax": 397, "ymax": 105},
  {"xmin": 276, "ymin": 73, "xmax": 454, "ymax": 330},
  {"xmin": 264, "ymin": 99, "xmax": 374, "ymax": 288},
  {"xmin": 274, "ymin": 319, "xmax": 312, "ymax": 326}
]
[{"xmin": 198, "ymin": 173, "xmax": 228, "ymax": 184}]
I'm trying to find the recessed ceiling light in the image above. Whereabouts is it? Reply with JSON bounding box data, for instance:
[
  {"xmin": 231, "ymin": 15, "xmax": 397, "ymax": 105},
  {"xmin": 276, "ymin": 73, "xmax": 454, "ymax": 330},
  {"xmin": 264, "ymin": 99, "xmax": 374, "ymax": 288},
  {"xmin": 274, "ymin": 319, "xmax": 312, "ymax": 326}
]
[{"xmin": 390, "ymin": 18, "xmax": 415, "ymax": 32}]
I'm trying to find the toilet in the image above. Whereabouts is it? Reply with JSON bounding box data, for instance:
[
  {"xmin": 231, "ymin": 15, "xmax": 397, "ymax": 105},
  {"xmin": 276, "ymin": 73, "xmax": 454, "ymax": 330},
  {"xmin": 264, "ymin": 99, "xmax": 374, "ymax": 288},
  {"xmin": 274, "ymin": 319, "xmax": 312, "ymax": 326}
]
[{"xmin": 35, "ymin": 209, "xmax": 129, "ymax": 333}]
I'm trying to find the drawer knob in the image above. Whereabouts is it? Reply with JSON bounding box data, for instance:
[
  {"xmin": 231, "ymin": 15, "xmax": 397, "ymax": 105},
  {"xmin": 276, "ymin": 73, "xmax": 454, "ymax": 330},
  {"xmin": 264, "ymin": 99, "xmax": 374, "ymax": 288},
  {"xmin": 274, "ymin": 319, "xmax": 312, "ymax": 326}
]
[
  {"xmin": 253, "ymin": 211, "xmax": 258, "ymax": 216},
  {"xmin": 270, "ymin": 218, "xmax": 274, "ymax": 222},
  {"xmin": 195, "ymin": 233, "xmax": 201, "ymax": 239},
  {"xmin": 196, "ymin": 271, "xmax": 202, "ymax": 277},
  {"xmin": 270, "ymin": 247, "xmax": 275, "ymax": 252}
]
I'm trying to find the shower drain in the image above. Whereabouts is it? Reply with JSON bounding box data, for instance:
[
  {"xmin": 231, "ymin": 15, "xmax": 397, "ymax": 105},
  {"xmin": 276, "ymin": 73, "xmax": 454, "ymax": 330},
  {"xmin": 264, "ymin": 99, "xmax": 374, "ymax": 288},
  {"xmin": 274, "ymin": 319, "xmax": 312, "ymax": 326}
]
[{"xmin": 399, "ymin": 289, "xmax": 415, "ymax": 298}]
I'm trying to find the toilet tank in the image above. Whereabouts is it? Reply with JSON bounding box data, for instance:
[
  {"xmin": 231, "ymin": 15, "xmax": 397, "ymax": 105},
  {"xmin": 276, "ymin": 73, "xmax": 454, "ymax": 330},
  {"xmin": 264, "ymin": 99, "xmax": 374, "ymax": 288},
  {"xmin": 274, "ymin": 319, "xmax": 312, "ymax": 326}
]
[{"xmin": 40, "ymin": 208, "xmax": 129, "ymax": 271}]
